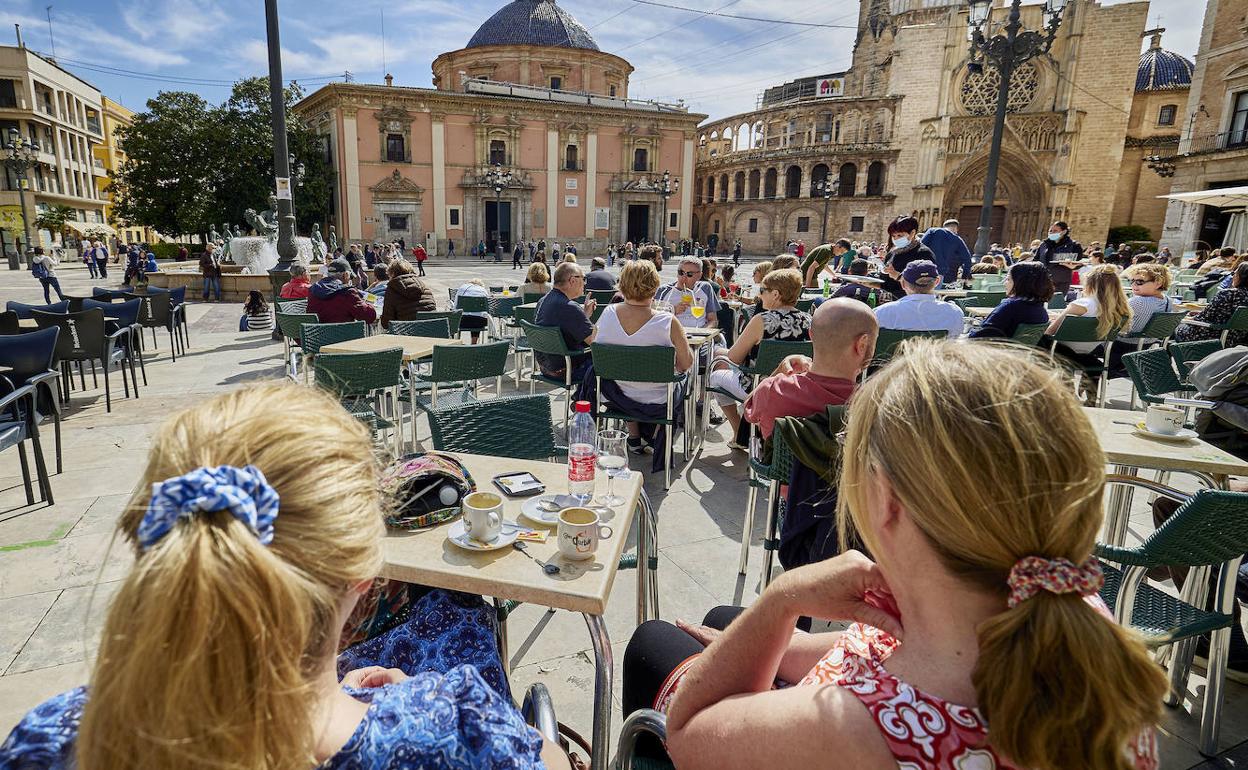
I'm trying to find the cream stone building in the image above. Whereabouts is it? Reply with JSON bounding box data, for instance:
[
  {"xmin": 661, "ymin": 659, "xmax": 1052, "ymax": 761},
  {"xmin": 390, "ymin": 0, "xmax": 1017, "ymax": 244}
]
[
  {"xmin": 1162, "ymin": 0, "xmax": 1248, "ymax": 253},
  {"xmin": 293, "ymin": 0, "xmax": 704, "ymax": 255},
  {"xmin": 694, "ymin": 0, "xmax": 1172, "ymax": 254}
]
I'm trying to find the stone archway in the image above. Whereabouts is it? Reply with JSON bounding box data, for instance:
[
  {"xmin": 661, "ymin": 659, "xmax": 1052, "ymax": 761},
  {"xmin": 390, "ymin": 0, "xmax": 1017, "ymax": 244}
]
[{"xmin": 942, "ymin": 153, "xmax": 1047, "ymax": 248}]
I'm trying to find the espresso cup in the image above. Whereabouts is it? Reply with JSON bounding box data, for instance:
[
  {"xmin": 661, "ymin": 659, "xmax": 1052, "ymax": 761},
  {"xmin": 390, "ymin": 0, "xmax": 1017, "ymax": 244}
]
[
  {"xmin": 557, "ymin": 507, "xmax": 614, "ymax": 561},
  {"xmin": 1145, "ymin": 404, "xmax": 1184, "ymax": 436},
  {"xmin": 462, "ymin": 491, "xmax": 503, "ymax": 543}
]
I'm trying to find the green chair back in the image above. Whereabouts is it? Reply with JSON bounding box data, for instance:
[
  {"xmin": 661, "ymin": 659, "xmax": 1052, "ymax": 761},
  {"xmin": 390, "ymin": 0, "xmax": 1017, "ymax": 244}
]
[
  {"xmin": 1222, "ymin": 306, "xmax": 1248, "ymax": 335},
  {"xmin": 488, "ymin": 295, "xmax": 523, "ymax": 320},
  {"xmin": 1134, "ymin": 310, "xmax": 1189, "ymax": 342},
  {"xmin": 429, "ymin": 340, "xmax": 511, "ymax": 382},
  {"xmin": 874, "ymin": 328, "xmax": 948, "ymax": 362},
  {"xmin": 590, "ymin": 343, "xmax": 679, "ymax": 384},
  {"xmin": 275, "ymin": 297, "xmax": 307, "ymax": 314},
  {"xmin": 428, "ymin": 394, "xmax": 563, "ymax": 461},
  {"xmin": 1048, "ymin": 294, "xmax": 1068, "ymax": 310},
  {"xmin": 795, "ymin": 298, "xmax": 815, "ymax": 313},
  {"xmin": 748, "ymin": 339, "xmax": 814, "ymax": 378},
  {"xmin": 1122, "ymin": 347, "xmax": 1184, "ymax": 405},
  {"xmin": 514, "ymin": 305, "xmax": 537, "ymax": 325},
  {"xmin": 300, "ymin": 321, "xmax": 367, "ymax": 356},
  {"xmin": 1100, "ymin": 490, "xmax": 1248, "ymax": 571},
  {"xmin": 588, "ymin": 289, "xmax": 617, "ymax": 304},
  {"xmin": 414, "ymin": 311, "xmax": 462, "ymax": 337},
  {"xmin": 275, "ymin": 312, "xmax": 318, "ymax": 341},
  {"xmin": 523, "ymin": 292, "xmax": 546, "ymax": 304},
  {"xmin": 750, "ymin": 426, "xmax": 796, "ymax": 483},
  {"xmin": 1208, "ymin": 285, "xmax": 1223, "ymax": 302},
  {"xmin": 389, "ymin": 319, "xmax": 451, "ymax": 339},
  {"xmin": 967, "ymin": 290, "xmax": 1006, "ymax": 305},
  {"xmin": 1011, "ymin": 322, "xmax": 1048, "ymax": 346},
  {"xmin": 456, "ymin": 294, "xmax": 489, "ymax": 314},
  {"xmin": 314, "ymin": 348, "xmax": 403, "ymax": 398},
  {"xmin": 522, "ymin": 321, "xmax": 580, "ymax": 357},
  {"xmin": 954, "ymin": 295, "xmax": 998, "ymax": 312},
  {"xmin": 1051, "ymin": 315, "xmax": 1119, "ymax": 344},
  {"xmin": 1170, "ymin": 339, "xmax": 1221, "ymax": 381}
]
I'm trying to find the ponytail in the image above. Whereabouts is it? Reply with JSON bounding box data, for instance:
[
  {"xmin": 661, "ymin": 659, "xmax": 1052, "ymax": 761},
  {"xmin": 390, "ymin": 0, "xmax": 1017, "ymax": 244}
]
[{"xmin": 975, "ymin": 594, "xmax": 1166, "ymax": 770}]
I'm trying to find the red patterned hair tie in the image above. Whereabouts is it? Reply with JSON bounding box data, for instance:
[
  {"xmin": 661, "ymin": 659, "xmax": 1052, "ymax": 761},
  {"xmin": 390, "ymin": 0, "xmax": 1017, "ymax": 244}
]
[{"xmin": 1006, "ymin": 556, "xmax": 1104, "ymax": 609}]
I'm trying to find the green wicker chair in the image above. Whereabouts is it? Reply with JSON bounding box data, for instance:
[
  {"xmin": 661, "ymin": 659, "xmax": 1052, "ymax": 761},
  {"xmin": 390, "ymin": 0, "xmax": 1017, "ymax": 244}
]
[
  {"xmin": 591, "ymin": 342, "xmax": 687, "ymax": 490},
  {"xmin": 413, "ymin": 310, "xmax": 462, "ymax": 337},
  {"xmin": 743, "ymin": 426, "xmax": 796, "ymax": 587},
  {"xmin": 521, "ymin": 321, "xmax": 587, "ymax": 425},
  {"xmin": 275, "ymin": 312, "xmax": 319, "ymax": 378},
  {"xmin": 454, "ymin": 294, "xmax": 489, "ymax": 319},
  {"xmin": 1130, "ymin": 310, "xmax": 1188, "ymax": 348},
  {"xmin": 522, "ymin": 291, "xmax": 546, "ymax": 304},
  {"xmin": 300, "ymin": 321, "xmax": 368, "ymax": 383},
  {"xmin": 1170, "ymin": 339, "xmax": 1221, "ymax": 384},
  {"xmin": 954, "ymin": 295, "xmax": 999, "ymax": 312},
  {"xmin": 617, "ymin": 709, "xmax": 671, "ymax": 770},
  {"xmin": 588, "ymin": 289, "xmax": 617, "ymax": 305},
  {"xmin": 1048, "ymin": 293, "xmax": 1068, "ymax": 310},
  {"xmin": 407, "ymin": 340, "xmax": 511, "ymax": 414},
  {"xmin": 795, "ymin": 298, "xmax": 815, "ymax": 313},
  {"xmin": 1203, "ymin": 306, "xmax": 1248, "ymax": 346},
  {"xmin": 487, "ymin": 295, "xmax": 523, "ymax": 341},
  {"xmin": 513, "ymin": 305, "xmax": 537, "ymax": 325},
  {"xmin": 706, "ymin": 339, "xmax": 814, "ymax": 406},
  {"xmin": 1011, "ymin": 322, "xmax": 1049, "ymax": 347},
  {"xmin": 314, "ymin": 348, "xmax": 405, "ymax": 455},
  {"xmin": 1096, "ymin": 487, "xmax": 1248, "ymax": 756},
  {"xmin": 388, "ymin": 319, "xmax": 451, "ymax": 339},
  {"xmin": 1048, "ymin": 316, "xmax": 1119, "ymax": 407},
  {"xmin": 428, "ymin": 393, "xmax": 566, "ymax": 461},
  {"xmin": 873, "ymin": 328, "xmax": 948, "ymax": 366},
  {"xmin": 275, "ymin": 297, "xmax": 307, "ymax": 314},
  {"xmin": 1122, "ymin": 348, "xmax": 1186, "ymax": 407},
  {"xmin": 509, "ymin": 306, "xmax": 537, "ymax": 388},
  {"xmin": 967, "ymin": 290, "xmax": 1006, "ymax": 305}
]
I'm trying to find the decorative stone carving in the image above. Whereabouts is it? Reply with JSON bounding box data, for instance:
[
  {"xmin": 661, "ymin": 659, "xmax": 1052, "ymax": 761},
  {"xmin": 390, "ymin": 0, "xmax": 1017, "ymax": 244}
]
[{"xmin": 959, "ymin": 63, "xmax": 1039, "ymax": 116}]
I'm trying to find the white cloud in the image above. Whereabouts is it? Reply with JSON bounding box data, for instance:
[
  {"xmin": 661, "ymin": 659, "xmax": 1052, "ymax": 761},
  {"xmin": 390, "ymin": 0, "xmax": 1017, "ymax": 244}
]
[
  {"xmin": 0, "ymin": 5, "xmax": 189, "ymax": 68},
  {"xmin": 120, "ymin": 0, "xmax": 228, "ymax": 46}
]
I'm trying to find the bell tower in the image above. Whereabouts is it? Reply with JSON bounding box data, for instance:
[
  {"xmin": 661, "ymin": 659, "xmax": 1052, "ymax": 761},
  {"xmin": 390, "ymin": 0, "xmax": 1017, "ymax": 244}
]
[{"xmin": 847, "ymin": 0, "xmax": 895, "ymax": 98}]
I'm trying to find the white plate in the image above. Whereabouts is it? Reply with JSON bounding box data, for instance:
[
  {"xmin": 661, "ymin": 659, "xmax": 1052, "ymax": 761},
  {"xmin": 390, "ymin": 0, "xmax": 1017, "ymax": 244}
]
[
  {"xmin": 1132, "ymin": 422, "xmax": 1199, "ymax": 443},
  {"xmin": 521, "ymin": 495, "xmax": 568, "ymax": 526},
  {"xmin": 446, "ymin": 519, "xmax": 520, "ymax": 551}
]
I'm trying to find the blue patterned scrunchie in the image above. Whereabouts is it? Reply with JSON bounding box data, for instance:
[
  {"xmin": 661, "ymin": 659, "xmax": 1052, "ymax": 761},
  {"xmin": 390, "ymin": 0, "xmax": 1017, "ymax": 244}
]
[{"xmin": 137, "ymin": 465, "xmax": 280, "ymax": 550}]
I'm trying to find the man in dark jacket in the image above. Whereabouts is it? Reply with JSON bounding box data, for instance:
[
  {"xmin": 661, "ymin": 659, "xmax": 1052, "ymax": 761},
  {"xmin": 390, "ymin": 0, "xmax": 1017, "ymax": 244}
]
[
  {"xmin": 921, "ymin": 219, "xmax": 974, "ymax": 284},
  {"xmin": 307, "ymin": 258, "xmax": 378, "ymax": 324},
  {"xmin": 1033, "ymin": 220, "xmax": 1083, "ymax": 295},
  {"xmin": 584, "ymin": 258, "xmax": 617, "ymax": 291}
]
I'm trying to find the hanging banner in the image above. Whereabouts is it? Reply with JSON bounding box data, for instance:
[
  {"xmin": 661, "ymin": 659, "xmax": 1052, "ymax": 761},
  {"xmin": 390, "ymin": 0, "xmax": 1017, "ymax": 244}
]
[
  {"xmin": 816, "ymin": 78, "xmax": 844, "ymax": 98},
  {"xmin": 0, "ymin": 205, "xmax": 25, "ymax": 232}
]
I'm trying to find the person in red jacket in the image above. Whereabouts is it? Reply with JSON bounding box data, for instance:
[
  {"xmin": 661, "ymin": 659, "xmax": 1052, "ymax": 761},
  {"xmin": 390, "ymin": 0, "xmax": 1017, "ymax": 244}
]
[
  {"xmin": 279, "ymin": 264, "xmax": 312, "ymax": 299},
  {"xmin": 307, "ymin": 258, "xmax": 378, "ymax": 324},
  {"xmin": 411, "ymin": 244, "xmax": 428, "ymax": 276}
]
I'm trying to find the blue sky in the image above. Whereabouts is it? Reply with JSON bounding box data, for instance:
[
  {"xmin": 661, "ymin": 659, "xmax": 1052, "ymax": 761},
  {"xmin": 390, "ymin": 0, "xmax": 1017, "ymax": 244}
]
[{"xmin": 0, "ymin": 0, "xmax": 1203, "ymax": 122}]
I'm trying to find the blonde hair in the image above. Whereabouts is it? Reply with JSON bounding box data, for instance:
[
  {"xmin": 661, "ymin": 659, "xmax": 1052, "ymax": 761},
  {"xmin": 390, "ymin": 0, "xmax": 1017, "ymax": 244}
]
[
  {"xmin": 762, "ymin": 268, "xmax": 803, "ymax": 305},
  {"xmin": 82, "ymin": 382, "xmax": 384, "ymax": 770},
  {"xmin": 619, "ymin": 259, "xmax": 661, "ymax": 301},
  {"xmin": 526, "ymin": 262, "xmax": 550, "ymax": 284},
  {"xmin": 1123, "ymin": 263, "xmax": 1171, "ymax": 291},
  {"xmin": 1081, "ymin": 264, "xmax": 1132, "ymax": 338},
  {"xmin": 753, "ymin": 260, "xmax": 774, "ymax": 282},
  {"xmin": 771, "ymin": 254, "xmax": 799, "ymax": 270},
  {"xmin": 387, "ymin": 258, "xmax": 415, "ymax": 278},
  {"xmin": 838, "ymin": 341, "xmax": 1165, "ymax": 770}
]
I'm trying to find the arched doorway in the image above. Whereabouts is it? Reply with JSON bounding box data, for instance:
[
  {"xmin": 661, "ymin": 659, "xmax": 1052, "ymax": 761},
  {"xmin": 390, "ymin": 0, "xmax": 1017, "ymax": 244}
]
[{"xmin": 942, "ymin": 154, "xmax": 1046, "ymax": 249}]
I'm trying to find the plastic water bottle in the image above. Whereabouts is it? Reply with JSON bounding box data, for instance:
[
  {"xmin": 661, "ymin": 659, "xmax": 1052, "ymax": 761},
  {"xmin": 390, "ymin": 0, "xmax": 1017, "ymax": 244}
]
[
  {"xmin": 568, "ymin": 401, "xmax": 597, "ymax": 502},
  {"xmin": 822, "ymin": 278, "xmax": 832, "ymax": 298}
]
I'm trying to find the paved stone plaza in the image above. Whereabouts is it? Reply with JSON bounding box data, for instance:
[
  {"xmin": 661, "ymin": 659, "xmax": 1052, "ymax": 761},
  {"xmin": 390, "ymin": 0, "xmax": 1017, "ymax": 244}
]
[{"xmin": 0, "ymin": 258, "xmax": 1246, "ymax": 767}]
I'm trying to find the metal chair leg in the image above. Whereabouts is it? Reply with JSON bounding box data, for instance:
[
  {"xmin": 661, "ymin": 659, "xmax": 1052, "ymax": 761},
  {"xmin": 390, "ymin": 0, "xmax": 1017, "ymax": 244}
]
[
  {"xmin": 16, "ymin": 441, "xmax": 33, "ymax": 505},
  {"xmin": 760, "ymin": 481, "xmax": 781, "ymax": 588},
  {"xmin": 740, "ymin": 481, "xmax": 758, "ymax": 575}
]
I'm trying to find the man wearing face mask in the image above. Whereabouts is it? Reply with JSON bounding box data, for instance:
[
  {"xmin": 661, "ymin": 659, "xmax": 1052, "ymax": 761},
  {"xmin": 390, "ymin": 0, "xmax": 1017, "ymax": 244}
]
[
  {"xmin": 1033, "ymin": 220, "xmax": 1083, "ymax": 295},
  {"xmin": 882, "ymin": 215, "xmax": 935, "ymax": 298}
]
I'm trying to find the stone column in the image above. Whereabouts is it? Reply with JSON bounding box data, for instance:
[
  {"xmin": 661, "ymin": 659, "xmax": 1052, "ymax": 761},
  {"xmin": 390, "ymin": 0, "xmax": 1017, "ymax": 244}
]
[
  {"xmin": 856, "ymin": 165, "xmax": 869, "ymax": 197},
  {"xmin": 584, "ymin": 132, "xmax": 598, "ymax": 238},
  {"xmin": 343, "ymin": 107, "xmax": 362, "ymax": 239},
  {"xmin": 432, "ymin": 116, "xmax": 447, "ymax": 246},
  {"xmin": 546, "ymin": 129, "xmax": 559, "ymax": 238},
  {"xmin": 680, "ymin": 137, "xmax": 694, "ymax": 239}
]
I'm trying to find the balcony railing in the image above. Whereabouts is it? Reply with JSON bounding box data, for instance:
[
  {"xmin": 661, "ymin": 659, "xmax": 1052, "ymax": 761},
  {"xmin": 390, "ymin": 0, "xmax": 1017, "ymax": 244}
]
[{"xmin": 1186, "ymin": 131, "xmax": 1248, "ymax": 155}]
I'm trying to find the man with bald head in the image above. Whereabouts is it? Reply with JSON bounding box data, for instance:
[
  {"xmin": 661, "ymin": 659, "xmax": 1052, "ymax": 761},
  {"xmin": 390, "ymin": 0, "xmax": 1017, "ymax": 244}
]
[{"xmin": 743, "ymin": 298, "xmax": 877, "ymax": 440}]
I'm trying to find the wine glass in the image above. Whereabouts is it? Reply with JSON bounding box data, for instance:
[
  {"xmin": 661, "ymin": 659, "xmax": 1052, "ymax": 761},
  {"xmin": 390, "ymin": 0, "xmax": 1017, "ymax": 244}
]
[{"xmin": 595, "ymin": 429, "xmax": 629, "ymax": 508}]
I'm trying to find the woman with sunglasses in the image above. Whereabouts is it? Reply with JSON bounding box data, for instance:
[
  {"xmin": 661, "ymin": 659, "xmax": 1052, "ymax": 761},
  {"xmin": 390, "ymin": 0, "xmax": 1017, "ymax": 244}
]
[{"xmin": 1122, "ymin": 263, "xmax": 1175, "ymax": 335}]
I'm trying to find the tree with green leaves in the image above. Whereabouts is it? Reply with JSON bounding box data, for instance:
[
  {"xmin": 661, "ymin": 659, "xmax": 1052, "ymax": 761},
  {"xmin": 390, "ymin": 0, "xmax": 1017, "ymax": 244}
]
[{"xmin": 114, "ymin": 78, "xmax": 334, "ymax": 239}]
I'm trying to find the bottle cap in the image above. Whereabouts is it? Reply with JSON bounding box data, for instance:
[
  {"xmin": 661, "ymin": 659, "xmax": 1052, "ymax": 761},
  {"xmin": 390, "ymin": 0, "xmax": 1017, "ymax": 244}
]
[{"xmin": 575, "ymin": 400, "xmax": 592, "ymax": 413}]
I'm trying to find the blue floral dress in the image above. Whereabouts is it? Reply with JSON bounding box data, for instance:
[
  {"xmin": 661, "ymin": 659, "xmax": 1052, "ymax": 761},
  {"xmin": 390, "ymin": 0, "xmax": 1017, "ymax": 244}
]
[{"xmin": 0, "ymin": 666, "xmax": 543, "ymax": 769}]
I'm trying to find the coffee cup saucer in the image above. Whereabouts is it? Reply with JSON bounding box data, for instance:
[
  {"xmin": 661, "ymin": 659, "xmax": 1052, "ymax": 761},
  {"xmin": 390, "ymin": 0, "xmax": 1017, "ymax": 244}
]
[
  {"xmin": 447, "ymin": 519, "xmax": 520, "ymax": 551},
  {"xmin": 1133, "ymin": 421, "xmax": 1199, "ymax": 442}
]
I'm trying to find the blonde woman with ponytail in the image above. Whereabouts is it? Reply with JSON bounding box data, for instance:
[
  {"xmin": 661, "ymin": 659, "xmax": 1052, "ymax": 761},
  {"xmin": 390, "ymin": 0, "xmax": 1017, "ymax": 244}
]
[
  {"xmin": 0, "ymin": 382, "xmax": 565, "ymax": 770},
  {"xmin": 1046, "ymin": 262, "xmax": 1132, "ymax": 365},
  {"xmin": 658, "ymin": 341, "xmax": 1165, "ymax": 770}
]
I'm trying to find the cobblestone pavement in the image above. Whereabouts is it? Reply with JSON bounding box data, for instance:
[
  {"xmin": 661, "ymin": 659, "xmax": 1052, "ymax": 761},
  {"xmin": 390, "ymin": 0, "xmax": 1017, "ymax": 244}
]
[{"xmin": 0, "ymin": 258, "xmax": 1244, "ymax": 767}]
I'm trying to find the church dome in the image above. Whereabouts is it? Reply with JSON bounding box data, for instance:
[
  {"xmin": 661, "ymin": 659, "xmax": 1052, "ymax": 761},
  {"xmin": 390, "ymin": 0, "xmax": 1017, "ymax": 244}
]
[
  {"xmin": 466, "ymin": 0, "xmax": 600, "ymax": 52},
  {"xmin": 1136, "ymin": 32, "xmax": 1194, "ymax": 92}
]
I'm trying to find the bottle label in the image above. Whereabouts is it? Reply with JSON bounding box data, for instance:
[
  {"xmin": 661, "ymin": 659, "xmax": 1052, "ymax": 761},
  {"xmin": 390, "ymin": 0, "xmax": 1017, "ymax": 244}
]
[{"xmin": 569, "ymin": 453, "xmax": 595, "ymax": 482}]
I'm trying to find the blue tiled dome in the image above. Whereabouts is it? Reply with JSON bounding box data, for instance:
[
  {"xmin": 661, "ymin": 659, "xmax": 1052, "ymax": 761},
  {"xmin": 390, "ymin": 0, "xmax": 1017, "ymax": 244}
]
[
  {"xmin": 467, "ymin": 0, "xmax": 600, "ymax": 51},
  {"xmin": 1136, "ymin": 33, "xmax": 1194, "ymax": 92}
]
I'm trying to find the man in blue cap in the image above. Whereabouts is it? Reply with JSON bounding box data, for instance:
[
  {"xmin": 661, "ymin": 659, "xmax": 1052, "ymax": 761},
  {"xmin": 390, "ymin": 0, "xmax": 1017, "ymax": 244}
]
[
  {"xmin": 921, "ymin": 218, "xmax": 974, "ymax": 285},
  {"xmin": 874, "ymin": 259, "xmax": 964, "ymax": 339}
]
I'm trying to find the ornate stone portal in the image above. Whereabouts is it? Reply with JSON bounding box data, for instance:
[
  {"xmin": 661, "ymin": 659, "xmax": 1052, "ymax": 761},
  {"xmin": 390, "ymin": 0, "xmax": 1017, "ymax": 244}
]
[{"xmin": 369, "ymin": 169, "xmax": 424, "ymax": 247}]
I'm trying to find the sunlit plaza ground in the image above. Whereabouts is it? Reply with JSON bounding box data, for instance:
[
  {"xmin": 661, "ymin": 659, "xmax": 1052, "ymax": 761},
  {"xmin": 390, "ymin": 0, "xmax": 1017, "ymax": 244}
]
[{"xmin": 0, "ymin": 256, "xmax": 1246, "ymax": 768}]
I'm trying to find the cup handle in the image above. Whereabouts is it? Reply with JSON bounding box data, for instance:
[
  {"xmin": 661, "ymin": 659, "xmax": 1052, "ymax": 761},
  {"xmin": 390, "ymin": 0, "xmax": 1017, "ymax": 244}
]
[
  {"xmin": 599, "ymin": 525, "xmax": 614, "ymax": 539},
  {"xmin": 489, "ymin": 511, "xmax": 501, "ymax": 529}
]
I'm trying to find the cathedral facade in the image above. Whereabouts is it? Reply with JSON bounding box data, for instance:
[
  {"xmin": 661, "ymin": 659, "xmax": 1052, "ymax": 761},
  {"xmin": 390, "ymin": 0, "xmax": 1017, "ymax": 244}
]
[{"xmin": 694, "ymin": 0, "xmax": 1180, "ymax": 253}]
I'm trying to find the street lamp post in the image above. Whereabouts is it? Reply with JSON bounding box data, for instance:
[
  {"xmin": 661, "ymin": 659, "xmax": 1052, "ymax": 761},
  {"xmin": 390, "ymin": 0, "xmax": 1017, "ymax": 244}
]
[
  {"xmin": 657, "ymin": 170, "xmax": 679, "ymax": 257},
  {"xmin": 485, "ymin": 163, "xmax": 513, "ymax": 262},
  {"xmin": 814, "ymin": 177, "xmax": 837, "ymax": 244},
  {"xmin": 966, "ymin": 0, "xmax": 1067, "ymax": 258},
  {"xmin": 3, "ymin": 128, "xmax": 40, "ymax": 271},
  {"xmin": 264, "ymin": 0, "xmax": 297, "ymax": 268}
]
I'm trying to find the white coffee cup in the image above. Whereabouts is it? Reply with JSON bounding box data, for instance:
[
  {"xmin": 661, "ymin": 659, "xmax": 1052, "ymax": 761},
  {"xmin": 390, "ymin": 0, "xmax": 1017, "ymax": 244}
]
[
  {"xmin": 557, "ymin": 507, "xmax": 614, "ymax": 561},
  {"xmin": 462, "ymin": 491, "xmax": 503, "ymax": 543},
  {"xmin": 1145, "ymin": 404, "xmax": 1184, "ymax": 436}
]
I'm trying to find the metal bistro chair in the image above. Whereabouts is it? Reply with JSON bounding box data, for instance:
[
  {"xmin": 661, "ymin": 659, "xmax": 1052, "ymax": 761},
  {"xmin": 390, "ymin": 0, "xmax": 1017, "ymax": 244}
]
[
  {"xmin": 33, "ymin": 308, "xmax": 136, "ymax": 413},
  {"xmin": 1010, "ymin": 322, "xmax": 1049, "ymax": 347},
  {"xmin": 1048, "ymin": 293, "xmax": 1069, "ymax": 310},
  {"xmin": 314, "ymin": 348, "xmax": 405, "ymax": 456},
  {"xmin": 1205, "ymin": 306, "xmax": 1248, "ymax": 347},
  {"xmin": 1048, "ymin": 315, "xmax": 1119, "ymax": 408},
  {"xmin": 954, "ymin": 295, "xmax": 999, "ymax": 312},
  {"xmin": 1096, "ymin": 487, "xmax": 1248, "ymax": 756},
  {"xmin": 588, "ymin": 289, "xmax": 617, "ymax": 305},
  {"xmin": 487, "ymin": 294, "xmax": 523, "ymax": 343},
  {"xmin": 590, "ymin": 342, "xmax": 687, "ymax": 490},
  {"xmin": 388, "ymin": 319, "xmax": 452, "ymax": 339},
  {"xmin": 274, "ymin": 297, "xmax": 308, "ymax": 315},
  {"xmin": 1118, "ymin": 311, "xmax": 1190, "ymax": 407},
  {"xmin": 299, "ymin": 321, "xmax": 368, "ymax": 383},
  {"xmin": 407, "ymin": 340, "xmax": 510, "ymax": 415},
  {"xmin": 521, "ymin": 321, "xmax": 586, "ymax": 426},
  {"xmin": 967, "ymin": 289, "xmax": 1007, "ymax": 306},
  {"xmin": 0, "ymin": 384, "xmax": 53, "ymax": 506},
  {"xmin": 413, "ymin": 310, "xmax": 463, "ymax": 338},
  {"xmin": 274, "ymin": 312, "xmax": 319, "ymax": 379},
  {"xmin": 510, "ymin": 305, "xmax": 538, "ymax": 387},
  {"xmin": 741, "ymin": 426, "xmax": 796, "ymax": 587},
  {"xmin": 0, "ymin": 326, "xmax": 62, "ymax": 475},
  {"xmin": 1170, "ymin": 339, "xmax": 1222, "ymax": 385},
  {"xmin": 873, "ymin": 328, "xmax": 948, "ymax": 367},
  {"xmin": 454, "ymin": 294, "xmax": 489, "ymax": 339},
  {"xmin": 1123, "ymin": 348, "xmax": 1187, "ymax": 412}
]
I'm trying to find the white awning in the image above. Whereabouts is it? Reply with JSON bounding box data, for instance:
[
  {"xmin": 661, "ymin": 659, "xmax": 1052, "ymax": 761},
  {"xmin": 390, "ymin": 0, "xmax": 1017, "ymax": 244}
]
[
  {"xmin": 64, "ymin": 220, "xmax": 117, "ymax": 236},
  {"xmin": 1160, "ymin": 186, "xmax": 1248, "ymax": 209}
]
